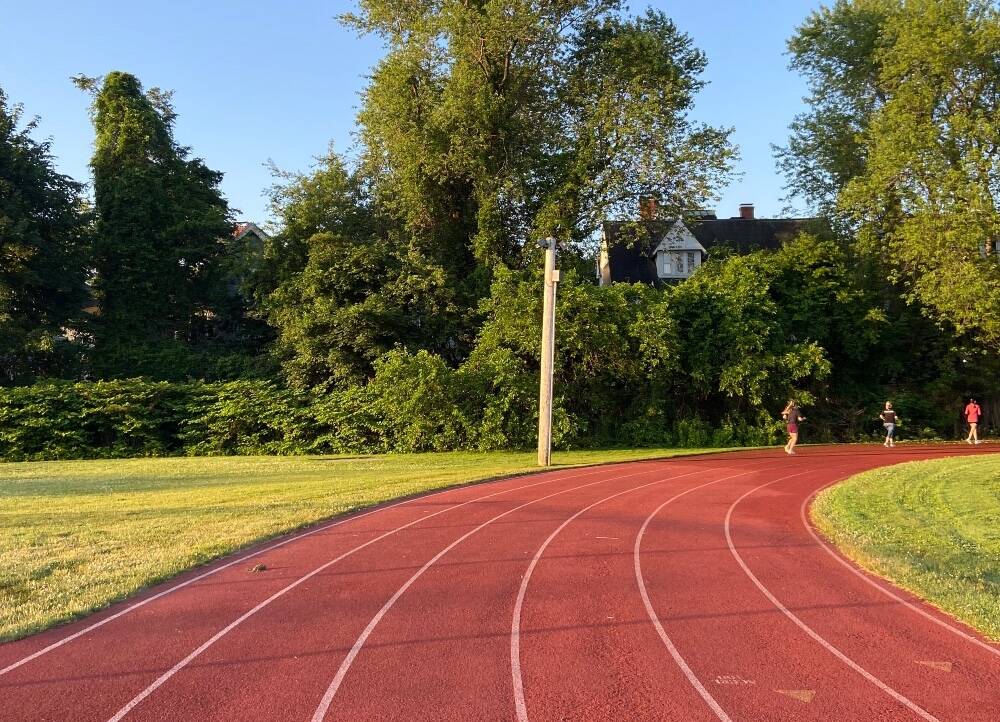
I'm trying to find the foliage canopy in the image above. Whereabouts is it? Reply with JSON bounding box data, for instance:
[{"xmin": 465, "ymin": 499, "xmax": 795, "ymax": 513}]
[
  {"xmin": 0, "ymin": 86, "xmax": 87, "ymax": 383},
  {"xmin": 780, "ymin": 0, "xmax": 1000, "ymax": 342}
]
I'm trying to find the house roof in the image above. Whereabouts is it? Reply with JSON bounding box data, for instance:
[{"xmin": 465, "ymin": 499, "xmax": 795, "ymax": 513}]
[
  {"xmin": 688, "ymin": 218, "xmax": 811, "ymax": 253},
  {"xmin": 600, "ymin": 216, "xmax": 815, "ymax": 284},
  {"xmin": 233, "ymin": 222, "xmax": 270, "ymax": 242}
]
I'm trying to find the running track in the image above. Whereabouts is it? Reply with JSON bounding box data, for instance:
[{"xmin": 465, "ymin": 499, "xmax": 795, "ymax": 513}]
[{"xmin": 2, "ymin": 445, "xmax": 998, "ymax": 721}]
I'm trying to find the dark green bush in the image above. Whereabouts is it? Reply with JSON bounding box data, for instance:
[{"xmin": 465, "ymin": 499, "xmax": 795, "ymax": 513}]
[
  {"xmin": 0, "ymin": 379, "xmax": 312, "ymax": 461},
  {"xmin": 365, "ymin": 350, "xmax": 472, "ymax": 452},
  {"xmin": 87, "ymin": 341, "xmax": 278, "ymax": 383},
  {"xmin": 0, "ymin": 380, "xmax": 195, "ymax": 460},
  {"xmin": 6, "ymin": 237, "xmax": 989, "ymax": 461},
  {"xmin": 180, "ymin": 380, "xmax": 314, "ymax": 456}
]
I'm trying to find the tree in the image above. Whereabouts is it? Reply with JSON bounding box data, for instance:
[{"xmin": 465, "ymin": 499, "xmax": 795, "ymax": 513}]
[
  {"xmin": 781, "ymin": 0, "xmax": 1000, "ymax": 342},
  {"xmin": 350, "ymin": 2, "xmax": 735, "ymax": 264},
  {"xmin": 0, "ymin": 86, "xmax": 87, "ymax": 383},
  {"xmin": 670, "ymin": 251, "xmax": 832, "ymax": 416},
  {"xmin": 263, "ymin": 151, "xmax": 469, "ymax": 387},
  {"xmin": 841, "ymin": 0, "xmax": 1000, "ymax": 342},
  {"xmin": 776, "ymin": 0, "xmax": 896, "ymax": 219},
  {"xmin": 75, "ymin": 71, "xmax": 233, "ymax": 374},
  {"xmin": 466, "ymin": 266, "xmax": 682, "ymax": 445}
]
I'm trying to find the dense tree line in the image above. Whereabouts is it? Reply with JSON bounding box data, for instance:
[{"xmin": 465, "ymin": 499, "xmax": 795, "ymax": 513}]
[{"xmin": 1, "ymin": 0, "xmax": 997, "ymax": 457}]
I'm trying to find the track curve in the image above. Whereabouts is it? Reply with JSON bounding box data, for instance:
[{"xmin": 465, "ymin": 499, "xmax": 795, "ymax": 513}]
[{"xmin": 1, "ymin": 445, "xmax": 998, "ymax": 721}]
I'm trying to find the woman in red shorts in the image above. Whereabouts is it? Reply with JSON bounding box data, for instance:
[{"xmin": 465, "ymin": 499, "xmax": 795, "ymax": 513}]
[{"xmin": 782, "ymin": 399, "xmax": 805, "ymax": 455}]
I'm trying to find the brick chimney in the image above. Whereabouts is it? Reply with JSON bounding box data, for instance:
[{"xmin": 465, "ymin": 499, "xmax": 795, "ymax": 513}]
[
  {"xmin": 639, "ymin": 196, "xmax": 658, "ymax": 220},
  {"xmin": 739, "ymin": 203, "xmax": 754, "ymax": 220}
]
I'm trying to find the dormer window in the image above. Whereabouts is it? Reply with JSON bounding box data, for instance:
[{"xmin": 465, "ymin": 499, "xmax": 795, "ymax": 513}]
[{"xmin": 649, "ymin": 220, "xmax": 706, "ymax": 280}]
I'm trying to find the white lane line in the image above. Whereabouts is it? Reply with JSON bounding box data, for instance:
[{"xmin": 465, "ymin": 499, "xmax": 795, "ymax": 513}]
[
  {"xmin": 801, "ymin": 472, "xmax": 1000, "ymax": 659},
  {"xmin": 511, "ymin": 461, "xmax": 776, "ymax": 722},
  {"xmin": 103, "ymin": 462, "xmax": 644, "ymax": 722},
  {"xmin": 0, "ymin": 461, "xmax": 618, "ymax": 679},
  {"xmin": 634, "ymin": 467, "xmax": 814, "ymax": 722},
  {"xmin": 309, "ymin": 462, "xmax": 698, "ymax": 722},
  {"xmin": 725, "ymin": 474, "xmax": 942, "ymax": 722}
]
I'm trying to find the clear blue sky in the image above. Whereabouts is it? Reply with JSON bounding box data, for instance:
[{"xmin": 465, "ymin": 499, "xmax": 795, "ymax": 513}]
[{"xmin": 1, "ymin": 1, "xmax": 817, "ymax": 226}]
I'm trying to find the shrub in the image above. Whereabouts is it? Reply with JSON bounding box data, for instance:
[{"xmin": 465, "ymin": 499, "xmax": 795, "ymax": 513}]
[
  {"xmin": 362, "ymin": 349, "xmax": 472, "ymax": 452},
  {"xmin": 0, "ymin": 380, "xmax": 195, "ymax": 460},
  {"xmin": 460, "ymin": 347, "xmax": 538, "ymax": 451},
  {"xmin": 180, "ymin": 380, "xmax": 314, "ymax": 455}
]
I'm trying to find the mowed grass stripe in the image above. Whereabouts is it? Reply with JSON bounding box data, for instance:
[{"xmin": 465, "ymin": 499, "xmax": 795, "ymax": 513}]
[
  {"xmin": 0, "ymin": 448, "xmax": 723, "ymax": 642},
  {"xmin": 812, "ymin": 454, "xmax": 1000, "ymax": 641}
]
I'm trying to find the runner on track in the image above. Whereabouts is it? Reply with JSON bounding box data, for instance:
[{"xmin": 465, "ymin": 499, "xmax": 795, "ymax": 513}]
[
  {"xmin": 782, "ymin": 399, "xmax": 805, "ymax": 455},
  {"xmin": 965, "ymin": 398, "xmax": 982, "ymax": 445},
  {"xmin": 879, "ymin": 402, "xmax": 898, "ymax": 448}
]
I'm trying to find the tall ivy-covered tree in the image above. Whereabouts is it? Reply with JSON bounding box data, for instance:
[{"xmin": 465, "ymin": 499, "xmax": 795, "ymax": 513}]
[
  {"xmin": 0, "ymin": 86, "xmax": 87, "ymax": 383},
  {"xmin": 76, "ymin": 72, "xmax": 232, "ymax": 374}
]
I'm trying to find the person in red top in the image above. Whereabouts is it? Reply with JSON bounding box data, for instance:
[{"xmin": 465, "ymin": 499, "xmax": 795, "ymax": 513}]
[{"xmin": 964, "ymin": 398, "xmax": 982, "ymax": 445}]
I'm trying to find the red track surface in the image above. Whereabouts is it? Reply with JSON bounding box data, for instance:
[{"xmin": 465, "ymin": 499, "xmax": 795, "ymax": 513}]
[{"xmin": 2, "ymin": 445, "xmax": 999, "ymax": 721}]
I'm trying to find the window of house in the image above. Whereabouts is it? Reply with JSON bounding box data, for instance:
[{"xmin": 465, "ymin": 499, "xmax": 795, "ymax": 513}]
[
  {"xmin": 686, "ymin": 251, "xmax": 696, "ymax": 273},
  {"xmin": 663, "ymin": 253, "xmax": 675, "ymax": 275},
  {"xmin": 672, "ymin": 252, "xmax": 682, "ymax": 274}
]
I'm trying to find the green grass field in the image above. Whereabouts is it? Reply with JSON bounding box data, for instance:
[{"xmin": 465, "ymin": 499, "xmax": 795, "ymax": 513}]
[
  {"xmin": 0, "ymin": 448, "xmax": 726, "ymax": 643},
  {"xmin": 813, "ymin": 454, "xmax": 1000, "ymax": 640}
]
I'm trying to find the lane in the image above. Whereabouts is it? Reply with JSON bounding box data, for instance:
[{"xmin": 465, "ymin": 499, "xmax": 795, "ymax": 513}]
[
  {"xmin": 633, "ymin": 467, "xmax": 819, "ymax": 722},
  {"xmin": 309, "ymin": 464, "xmax": 713, "ymax": 721},
  {"xmin": 723, "ymin": 469, "xmax": 940, "ymax": 722},
  {"xmin": 316, "ymin": 457, "xmax": 770, "ymax": 722},
  {"xmin": 513, "ymin": 461, "xmax": 784, "ymax": 722},
  {"xmin": 630, "ymin": 448, "xmax": 967, "ymax": 721}
]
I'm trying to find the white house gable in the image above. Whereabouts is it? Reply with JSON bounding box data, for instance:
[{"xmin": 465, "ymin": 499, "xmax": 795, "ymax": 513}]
[{"xmin": 653, "ymin": 220, "xmax": 706, "ymax": 280}]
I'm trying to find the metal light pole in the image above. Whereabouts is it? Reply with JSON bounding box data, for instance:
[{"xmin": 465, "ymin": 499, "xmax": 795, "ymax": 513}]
[{"xmin": 537, "ymin": 237, "xmax": 559, "ymax": 466}]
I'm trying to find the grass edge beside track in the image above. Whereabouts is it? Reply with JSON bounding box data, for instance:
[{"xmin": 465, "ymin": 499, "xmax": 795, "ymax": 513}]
[
  {"xmin": 1, "ymin": 447, "xmax": 756, "ymax": 643},
  {"xmin": 811, "ymin": 452, "xmax": 1000, "ymax": 642}
]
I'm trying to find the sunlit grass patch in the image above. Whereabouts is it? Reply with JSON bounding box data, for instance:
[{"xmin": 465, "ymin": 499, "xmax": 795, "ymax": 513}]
[{"xmin": 813, "ymin": 454, "xmax": 1000, "ymax": 640}]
